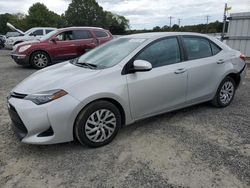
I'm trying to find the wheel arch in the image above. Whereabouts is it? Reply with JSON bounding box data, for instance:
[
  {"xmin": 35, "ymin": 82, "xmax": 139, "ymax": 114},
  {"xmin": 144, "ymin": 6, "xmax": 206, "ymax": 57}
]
[
  {"xmin": 14, "ymin": 41, "xmax": 23, "ymax": 45},
  {"xmin": 226, "ymin": 72, "xmax": 241, "ymax": 89},
  {"xmin": 72, "ymin": 97, "xmax": 127, "ymax": 140}
]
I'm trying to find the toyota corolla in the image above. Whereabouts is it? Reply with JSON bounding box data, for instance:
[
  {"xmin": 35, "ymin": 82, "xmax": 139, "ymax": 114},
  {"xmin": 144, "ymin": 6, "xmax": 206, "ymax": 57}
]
[{"xmin": 7, "ymin": 32, "xmax": 247, "ymax": 147}]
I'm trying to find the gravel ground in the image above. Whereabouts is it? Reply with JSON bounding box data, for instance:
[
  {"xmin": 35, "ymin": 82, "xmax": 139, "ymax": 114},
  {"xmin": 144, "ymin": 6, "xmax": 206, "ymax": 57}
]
[{"xmin": 0, "ymin": 49, "xmax": 250, "ymax": 188}]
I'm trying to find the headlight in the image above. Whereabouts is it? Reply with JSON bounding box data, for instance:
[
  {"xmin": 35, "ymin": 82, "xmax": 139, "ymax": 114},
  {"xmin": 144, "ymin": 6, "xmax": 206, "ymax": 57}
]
[
  {"xmin": 24, "ymin": 89, "xmax": 68, "ymax": 105},
  {"xmin": 19, "ymin": 45, "xmax": 31, "ymax": 52}
]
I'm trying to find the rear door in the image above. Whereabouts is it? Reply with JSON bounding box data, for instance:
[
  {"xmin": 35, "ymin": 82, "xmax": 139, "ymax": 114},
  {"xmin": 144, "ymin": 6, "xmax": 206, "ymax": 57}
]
[
  {"xmin": 181, "ymin": 36, "xmax": 225, "ymax": 103},
  {"xmin": 49, "ymin": 30, "xmax": 78, "ymax": 62},
  {"xmin": 72, "ymin": 30, "xmax": 97, "ymax": 55}
]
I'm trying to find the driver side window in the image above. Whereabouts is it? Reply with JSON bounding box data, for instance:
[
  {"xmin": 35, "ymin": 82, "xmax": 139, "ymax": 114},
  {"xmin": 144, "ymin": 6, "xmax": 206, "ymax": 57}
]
[
  {"xmin": 136, "ymin": 37, "xmax": 181, "ymax": 68},
  {"xmin": 56, "ymin": 31, "xmax": 73, "ymax": 41},
  {"xmin": 30, "ymin": 29, "xmax": 43, "ymax": 36}
]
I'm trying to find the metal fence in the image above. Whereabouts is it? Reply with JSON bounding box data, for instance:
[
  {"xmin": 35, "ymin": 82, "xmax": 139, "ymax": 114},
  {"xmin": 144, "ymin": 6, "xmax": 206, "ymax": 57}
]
[{"xmin": 226, "ymin": 12, "xmax": 250, "ymax": 57}]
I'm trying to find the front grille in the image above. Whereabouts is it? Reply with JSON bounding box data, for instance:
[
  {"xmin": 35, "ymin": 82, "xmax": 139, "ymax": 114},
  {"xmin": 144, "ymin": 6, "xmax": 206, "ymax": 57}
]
[
  {"xmin": 8, "ymin": 104, "xmax": 28, "ymax": 140},
  {"xmin": 10, "ymin": 92, "xmax": 27, "ymax": 99}
]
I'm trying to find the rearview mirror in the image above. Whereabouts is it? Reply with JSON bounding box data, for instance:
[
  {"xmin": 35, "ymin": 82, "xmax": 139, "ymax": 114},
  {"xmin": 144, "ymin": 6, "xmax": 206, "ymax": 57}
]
[{"xmin": 133, "ymin": 60, "xmax": 152, "ymax": 72}]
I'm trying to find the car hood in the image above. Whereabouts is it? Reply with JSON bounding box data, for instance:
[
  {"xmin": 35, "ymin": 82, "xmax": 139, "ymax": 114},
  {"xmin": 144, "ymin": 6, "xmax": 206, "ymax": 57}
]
[
  {"xmin": 12, "ymin": 61, "xmax": 102, "ymax": 94},
  {"xmin": 14, "ymin": 40, "xmax": 40, "ymax": 49},
  {"xmin": 6, "ymin": 22, "xmax": 25, "ymax": 35}
]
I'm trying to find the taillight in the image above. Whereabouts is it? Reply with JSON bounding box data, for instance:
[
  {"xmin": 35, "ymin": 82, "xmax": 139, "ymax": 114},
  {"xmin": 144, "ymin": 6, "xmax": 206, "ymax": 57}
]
[{"xmin": 240, "ymin": 54, "xmax": 246, "ymax": 62}]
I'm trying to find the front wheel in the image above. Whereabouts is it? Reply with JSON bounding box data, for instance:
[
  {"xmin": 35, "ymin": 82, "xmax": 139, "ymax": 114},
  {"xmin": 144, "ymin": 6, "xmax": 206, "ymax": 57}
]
[
  {"xmin": 211, "ymin": 76, "xmax": 236, "ymax": 107},
  {"xmin": 30, "ymin": 51, "xmax": 50, "ymax": 69},
  {"xmin": 74, "ymin": 100, "xmax": 121, "ymax": 147}
]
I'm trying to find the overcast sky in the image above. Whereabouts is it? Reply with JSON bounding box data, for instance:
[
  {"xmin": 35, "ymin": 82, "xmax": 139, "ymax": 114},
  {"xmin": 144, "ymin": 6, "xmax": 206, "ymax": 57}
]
[{"xmin": 0, "ymin": 0, "xmax": 249, "ymax": 29}]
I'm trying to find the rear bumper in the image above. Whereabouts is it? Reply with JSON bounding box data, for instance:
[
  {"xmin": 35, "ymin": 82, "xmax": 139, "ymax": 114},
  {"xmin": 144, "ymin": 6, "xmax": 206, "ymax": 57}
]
[
  {"xmin": 238, "ymin": 63, "xmax": 247, "ymax": 88},
  {"xmin": 11, "ymin": 54, "xmax": 29, "ymax": 65}
]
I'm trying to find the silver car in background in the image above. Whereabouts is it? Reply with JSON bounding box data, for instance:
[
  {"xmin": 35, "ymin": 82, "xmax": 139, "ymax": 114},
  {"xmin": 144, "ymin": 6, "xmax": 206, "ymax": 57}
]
[{"xmin": 7, "ymin": 32, "xmax": 247, "ymax": 147}]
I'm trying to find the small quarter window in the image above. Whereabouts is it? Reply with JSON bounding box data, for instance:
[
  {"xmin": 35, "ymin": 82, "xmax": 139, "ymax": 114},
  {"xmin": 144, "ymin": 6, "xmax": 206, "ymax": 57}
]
[{"xmin": 210, "ymin": 42, "xmax": 221, "ymax": 55}]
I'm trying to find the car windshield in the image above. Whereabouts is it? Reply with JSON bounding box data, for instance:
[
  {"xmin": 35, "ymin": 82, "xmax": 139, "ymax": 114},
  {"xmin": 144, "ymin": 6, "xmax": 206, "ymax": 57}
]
[
  {"xmin": 40, "ymin": 30, "xmax": 58, "ymax": 41},
  {"xmin": 77, "ymin": 38, "xmax": 146, "ymax": 68}
]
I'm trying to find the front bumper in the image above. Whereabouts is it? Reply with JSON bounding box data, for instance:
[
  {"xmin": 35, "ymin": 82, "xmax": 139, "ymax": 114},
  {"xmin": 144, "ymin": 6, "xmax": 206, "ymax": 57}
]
[
  {"xmin": 7, "ymin": 93, "xmax": 80, "ymax": 144},
  {"xmin": 5, "ymin": 42, "xmax": 14, "ymax": 49},
  {"xmin": 11, "ymin": 54, "xmax": 30, "ymax": 65}
]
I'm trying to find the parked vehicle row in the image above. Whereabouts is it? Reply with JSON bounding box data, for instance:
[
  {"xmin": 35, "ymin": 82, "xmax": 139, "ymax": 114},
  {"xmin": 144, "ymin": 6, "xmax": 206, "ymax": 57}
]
[
  {"xmin": 7, "ymin": 32, "xmax": 247, "ymax": 147},
  {"xmin": 11, "ymin": 27, "xmax": 113, "ymax": 69},
  {"xmin": 5, "ymin": 24, "xmax": 56, "ymax": 49}
]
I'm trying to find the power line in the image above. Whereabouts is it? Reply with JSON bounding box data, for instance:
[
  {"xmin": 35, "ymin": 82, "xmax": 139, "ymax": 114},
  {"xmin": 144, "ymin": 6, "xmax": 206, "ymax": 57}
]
[
  {"xmin": 205, "ymin": 15, "xmax": 210, "ymax": 24},
  {"xmin": 169, "ymin": 16, "xmax": 173, "ymax": 27},
  {"xmin": 178, "ymin": 18, "xmax": 181, "ymax": 27},
  {"xmin": 205, "ymin": 15, "xmax": 210, "ymax": 33}
]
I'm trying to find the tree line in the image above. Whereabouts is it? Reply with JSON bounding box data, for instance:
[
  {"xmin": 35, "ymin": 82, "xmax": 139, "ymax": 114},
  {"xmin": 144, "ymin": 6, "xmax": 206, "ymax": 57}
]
[
  {"xmin": 127, "ymin": 21, "xmax": 225, "ymax": 34},
  {"xmin": 0, "ymin": 0, "xmax": 129, "ymax": 35},
  {"xmin": 0, "ymin": 0, "xmax": 225, "ymax": 35}
]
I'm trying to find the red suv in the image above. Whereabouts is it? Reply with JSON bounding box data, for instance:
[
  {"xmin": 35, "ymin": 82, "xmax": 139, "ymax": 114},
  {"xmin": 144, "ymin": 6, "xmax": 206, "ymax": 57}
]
[{"xmin": 11, "ymin": 27, "xmax": 113, "ymax": 69}]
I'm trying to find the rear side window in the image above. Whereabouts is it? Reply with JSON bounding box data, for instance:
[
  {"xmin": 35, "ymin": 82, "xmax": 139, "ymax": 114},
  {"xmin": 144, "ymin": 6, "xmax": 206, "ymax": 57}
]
[
  {"xmin": 183, "ymin": 37, "xmax": 212, "ymax": 60},
  {"xmin": 94, "ymin": 30, "xmax": 108, "ymax": 38},
  {"xmin": 210, "ymin": 42, "xmax": 221, "ymax": 55},
  {"xmin": 73, "ymin": 30, "xmax": 93, "ymax": 39},
  {"xmin": 136, "ymin": 37, "xmax": 181, "ymax": 68},
  {"xmin": 46, "ymin": 29, "xmax": 54, "ymax": 34},
  {"xmin": 31, "ymin": 29, "xmax": 43, "ymax": 36}
]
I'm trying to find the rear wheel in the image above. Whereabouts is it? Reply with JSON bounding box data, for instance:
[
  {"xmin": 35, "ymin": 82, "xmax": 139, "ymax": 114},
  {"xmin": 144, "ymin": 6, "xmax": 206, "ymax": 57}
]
[
  {"xmin": 211, "ymin": 76, "xmax": 236, "ymax": 107},
  {"xmin": 74, "ymin": 100, "xmax": 121, "ymax": 147},
  {"xmin": 30, "ymin": 51, "xmax": 50, "ymax": 69}
]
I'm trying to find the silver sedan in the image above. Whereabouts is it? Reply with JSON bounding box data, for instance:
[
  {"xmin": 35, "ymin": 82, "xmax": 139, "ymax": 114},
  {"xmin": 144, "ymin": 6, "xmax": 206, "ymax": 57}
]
[{"xmin": 7, "ymin": 32, "xmax": 247, "ymax": 147}]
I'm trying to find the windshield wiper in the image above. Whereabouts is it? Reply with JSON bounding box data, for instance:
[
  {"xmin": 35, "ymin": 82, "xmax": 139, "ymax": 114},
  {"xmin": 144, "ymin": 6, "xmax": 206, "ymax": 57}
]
[
  {"xmin": 70, "ymin": 58, "xmax": 106, "ymax": 69},
  {"xmin": 78, "ymin": 62, "xmax": 98, "ymax": 69}
]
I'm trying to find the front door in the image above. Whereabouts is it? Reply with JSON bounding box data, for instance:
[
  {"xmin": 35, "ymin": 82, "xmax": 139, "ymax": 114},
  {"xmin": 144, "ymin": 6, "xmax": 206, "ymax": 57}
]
[
  {"xmin": 126, "ymin": 37, "xmax": 187, "ymax": 119},
  {"xmin": 49, "ymin": 30, "xmax": 78, "ymax": 62}
]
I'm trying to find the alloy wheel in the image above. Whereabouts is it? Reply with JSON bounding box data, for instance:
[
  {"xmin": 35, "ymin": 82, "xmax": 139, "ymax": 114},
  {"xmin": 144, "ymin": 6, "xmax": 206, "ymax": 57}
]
[
  {"xmin": 85, "ymin": 109, "xmax": 116, "ymax": 143},
  {"xmin": 219, "ymin": 81, "xmax": 234, "ymax": 105},
  {"xmin": 33, "ymin": 53, "xmax": 48, "ymax": 68}
]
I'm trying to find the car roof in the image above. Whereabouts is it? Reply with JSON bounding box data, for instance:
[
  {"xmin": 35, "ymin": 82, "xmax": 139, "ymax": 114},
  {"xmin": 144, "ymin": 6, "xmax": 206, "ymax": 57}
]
[
  {"xmin": 30, "ymin": 27, "xmax": 57, "ymax": 30},
  {"xmin": 57, "ymin": 27, "xmax": 104, "ymax": 31},
  {"xmin": 122, "ymin": 32, "xmax": 209, "ymax": 39}
]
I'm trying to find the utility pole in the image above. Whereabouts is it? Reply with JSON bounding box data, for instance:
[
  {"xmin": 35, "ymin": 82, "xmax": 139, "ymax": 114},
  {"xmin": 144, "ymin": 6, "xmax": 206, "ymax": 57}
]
[
  {"xmin": 178, "ymin": 18, "xmax": 181, "ymax": 27},
  {"xmin": 221, "ymin": 3, "xmax": 228, "ymax": 41},
  {"xmin": 169, "ymin": 16, "xmax": 173, "ymax": 28},
  {"xmin": 205, "ymin": 15, "xmax": 210, "ymax": 33}
]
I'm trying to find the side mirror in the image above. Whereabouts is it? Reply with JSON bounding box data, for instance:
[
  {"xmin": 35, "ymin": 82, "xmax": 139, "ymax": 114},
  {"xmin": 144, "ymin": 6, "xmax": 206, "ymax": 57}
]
[
  {"xmin": 51, "ymin": 37, "xmax": 59, "ymax": 43},
  {"xmin": 133, "ymin": 60, "xmax": 152, "ymax": 72}
]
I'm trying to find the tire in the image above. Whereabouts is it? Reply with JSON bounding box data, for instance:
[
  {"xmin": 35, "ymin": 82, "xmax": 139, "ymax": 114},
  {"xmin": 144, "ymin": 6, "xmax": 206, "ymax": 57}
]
[
  {"xmin": 211, "ymin": 76, "xmax": 236, "ymax": 107},
  {"xmin": 74, "ymin": 100, "xmax": 121, "ymax": 147},
  {"xmin": 30, "ymin": 51, "xmax": 50, "ymax": 69}
]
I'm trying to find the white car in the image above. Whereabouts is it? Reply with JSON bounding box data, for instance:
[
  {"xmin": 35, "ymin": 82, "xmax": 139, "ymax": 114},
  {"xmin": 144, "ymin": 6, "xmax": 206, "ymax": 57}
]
[
  {"xmin": 7, "ymin": 32, "xmax": 247, "ymax": 147},
  {"xmin": 5, "ymin": 24, "xmax": 56, "ymax": 49}
]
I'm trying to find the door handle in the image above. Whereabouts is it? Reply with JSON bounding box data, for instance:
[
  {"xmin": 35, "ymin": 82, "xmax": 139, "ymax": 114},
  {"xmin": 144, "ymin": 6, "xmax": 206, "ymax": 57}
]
[
  {"xmin": 217, "ymin": 59, "xmax": 225, "ymax": 64},
  {"xmin": 174, "ymin": 68, "xmax": 186, "ymax": 74}
]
